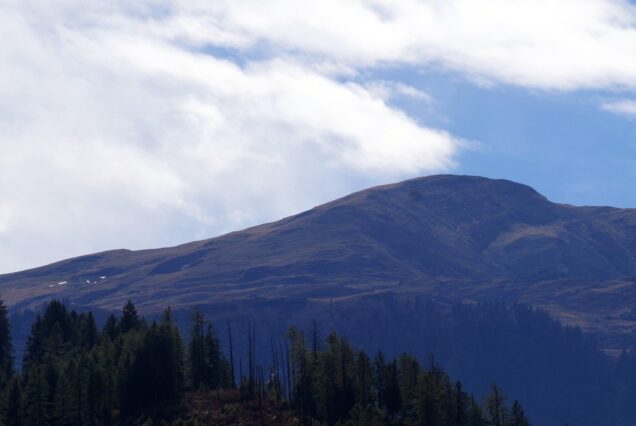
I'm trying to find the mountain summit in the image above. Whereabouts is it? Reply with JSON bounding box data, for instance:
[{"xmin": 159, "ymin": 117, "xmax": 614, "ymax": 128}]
[{"xmin": 3, "ymin": 174, "xmax": 636, "ymax": 348}]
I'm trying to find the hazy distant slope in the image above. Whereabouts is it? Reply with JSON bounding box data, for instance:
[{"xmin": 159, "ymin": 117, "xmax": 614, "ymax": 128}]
[{"xmin": 3, "ymin": 174, "xmax": 636, "ymax": 348}]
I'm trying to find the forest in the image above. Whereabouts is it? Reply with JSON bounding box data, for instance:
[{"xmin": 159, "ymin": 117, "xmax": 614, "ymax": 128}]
[{"xmin": 0, "ymin": 298, "xmax": 529, "ymax": 425}]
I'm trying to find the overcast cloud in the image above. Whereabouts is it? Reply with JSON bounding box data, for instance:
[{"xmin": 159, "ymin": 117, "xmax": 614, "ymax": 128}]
[{"xmin": 2, "ymin": 0, "xmax": 636, "ymax": 272}]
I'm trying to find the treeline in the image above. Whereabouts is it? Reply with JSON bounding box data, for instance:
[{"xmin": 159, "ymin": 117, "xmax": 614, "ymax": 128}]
[
  {"xmin": 315, "ymin": 297, "xmax": 631, "ymax": 425},
  {"xmin": 0, "ymin": 298, "xmax": 530, "ymax": 425}
]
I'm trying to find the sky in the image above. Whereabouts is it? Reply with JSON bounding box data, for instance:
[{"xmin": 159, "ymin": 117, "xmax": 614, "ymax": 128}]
[{"xmin": 1, "ymin": 0, "xmax": 636, "ymax": 273}]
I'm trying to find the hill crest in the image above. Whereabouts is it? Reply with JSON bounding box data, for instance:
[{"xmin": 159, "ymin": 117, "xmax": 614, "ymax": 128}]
[{"xmin": 2, "ymin": 174, "xmax": 636, "ymax": 349}]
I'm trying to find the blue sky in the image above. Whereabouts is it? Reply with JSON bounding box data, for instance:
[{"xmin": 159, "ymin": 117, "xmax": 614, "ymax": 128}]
[
  {"xmin": 2, "ymin": 0, "xmax": 636, "ymax": 272},
  {"xmin": 384, "ymin": 69, "xmax": 636, "ymax": 207}
]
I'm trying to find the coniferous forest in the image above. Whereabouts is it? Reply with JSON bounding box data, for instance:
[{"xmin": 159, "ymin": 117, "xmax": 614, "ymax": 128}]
[{"xmin": 0, "ymin": 298, "xmax": 530, "ymax": 425}]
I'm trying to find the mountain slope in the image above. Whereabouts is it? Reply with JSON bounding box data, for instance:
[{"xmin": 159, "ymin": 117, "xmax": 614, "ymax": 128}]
[{"xmin": 3, "ymin": 174, "xmax": 636, "ymax": 348}]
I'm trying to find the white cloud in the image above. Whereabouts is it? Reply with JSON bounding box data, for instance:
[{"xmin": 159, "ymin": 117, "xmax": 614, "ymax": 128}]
[
  {"xmin": 159, "ymin": 0, "xmax": 636, "ymax": 91},
  {"xmin": 364, "ymin": 81, "xmax": 432, "ymax": 103},
  {"xmin": 601, "ymin": 99, "xmax": 636, "ymax": 118},
  {"xmin": 0, "ymin": 0, "xmax": 459, "ymax": 273},
  {"xmin": 3, "ymin": 0, "xmax": 636, "ymax": 273}
]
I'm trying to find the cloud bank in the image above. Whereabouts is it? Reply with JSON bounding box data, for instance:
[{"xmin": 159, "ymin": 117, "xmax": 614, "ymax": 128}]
[{"xmin": 2, "ymin": 0, "xmax": 636, "ymax": 272}]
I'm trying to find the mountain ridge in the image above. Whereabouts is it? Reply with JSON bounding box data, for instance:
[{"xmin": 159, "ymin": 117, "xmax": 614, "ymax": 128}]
[{"xmin": 3, "ymin": 174, "xmax": 636, "ymax": 349}]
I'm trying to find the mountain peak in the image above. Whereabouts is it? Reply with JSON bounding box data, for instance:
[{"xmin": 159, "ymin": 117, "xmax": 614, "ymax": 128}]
[
  {"xmin": 2, "ymin": 175, "xmax": 636, "ymax": 351},
  {"xmin": 366, "ymin": 174, "xmax": 546, "ymax": 202}
]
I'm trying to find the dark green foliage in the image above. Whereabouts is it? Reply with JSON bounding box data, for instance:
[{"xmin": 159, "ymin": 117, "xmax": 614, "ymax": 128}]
[
  {"xmin": 312, "ymin": 297, "xmax": 629, "ymax": 425},
  {"xmin": 0, "ymin": 299, "xmax": 184, "ymax": 424},
  {"xmin": 188, "ymin": 309, "xmax": 231, "ymax": 391},
  {"xmin": 0, "ymin": 299, "xmax": 13, "ymax": 390},
  {"xmin": 275, "ymin": 329, "xmax": 520, "ymax": 426},
  {"xmin": 510, "ymin": 400, "xmax": 531, "ymax": 426},
  {"xmin": 121, "ymin": 319, "xmax": 182, "ymax": 414},
  {"xmin": 23, "ymin": 365, "xmax": 52, "ymax": 426},
  {"xmin": 485, "ymin": 384, "xmax": 508, "ymax": 426},
  {"xmin": 188, "ymin": 309, "xmax": 206, "ymax": 389},
  {"xmin": 0, "ymin": 298, "xmax": 528, "ymax": 425},
  {"xmin": 1, "ymin": 376, "xmax": 22, "ymax": 426},
  {"xmin": 119, "ymin": 299, "xmax": 140, "ymax": 334},
  {"xmin": 102, "ymin": 314, "xmax": 118, "ymax": 341}
]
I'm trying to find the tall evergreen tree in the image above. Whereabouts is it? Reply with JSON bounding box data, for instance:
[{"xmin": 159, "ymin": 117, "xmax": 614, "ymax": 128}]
[
  {"xmin": 205, "ymin": 323, "xmax": 226, "ymax": 389},
  {"xmin": 1, "ymin": 376, "xmax": 22, "ymax": 426},
  {"xmin": 102, "ymin": 314, "xmax": 118, "ymax": 341},
  {"xmin": 189, "ymin": 309, "xmax": 206, "ymax": 389},
  {"xmin": 485, "ymin": 384, "xmax": 508, "ymax": 426},
  {"xmin": 119, "ymin": 300, "xmax": 140, "ymax": 334},
  {"xmin": 23, "ymin": 366, "xmax": 52, "ymax": 426},
  {"xmin": 510, "ymin": 400, "xmax": 530, "ymax": 426},
  {"xmin": 0, "ymin": 298, "xmax": 13, "ymax": 391},
  {"xmin": 52, "ymin": 368, "xmax": 77, "ymax": 426}
]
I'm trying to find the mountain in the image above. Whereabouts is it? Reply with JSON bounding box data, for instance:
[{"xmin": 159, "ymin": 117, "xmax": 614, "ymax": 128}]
[{"xmin": 3, "ymin": 174, "xmax": 636, "ymax": 349}]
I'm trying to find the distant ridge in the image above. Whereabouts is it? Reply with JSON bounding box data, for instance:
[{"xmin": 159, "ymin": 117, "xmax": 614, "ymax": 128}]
[{"xmin": 3, "ymin": 174, "xmax": 636, "ymax": 348}]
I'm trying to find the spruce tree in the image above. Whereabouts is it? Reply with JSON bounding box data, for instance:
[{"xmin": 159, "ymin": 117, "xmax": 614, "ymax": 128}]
[{"xmin": 0, "ymin": 298, "xmax": 13, "ymax": 391}]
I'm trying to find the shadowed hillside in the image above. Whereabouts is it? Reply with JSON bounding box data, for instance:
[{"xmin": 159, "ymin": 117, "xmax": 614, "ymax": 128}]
[{"xmin": 3, "ymin": 174, "xmax": 636, "ymax": 348}]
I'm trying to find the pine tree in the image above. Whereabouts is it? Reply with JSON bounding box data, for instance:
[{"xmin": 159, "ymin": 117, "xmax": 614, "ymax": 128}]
[
  {"xmin": 485, "ymin": 383, "xmax": 508, "ymax": 426},
  {"xmin": 384, "ymin": 360, "xmax": 402, "ymax": 419},
  {"xmin": 354, "ymin": 351, "xmax": 374, "ymax": 406},
  {"xmin": 374, "ymin": 351, "xmax": 386, "ymax": 409},
  {"xmin": 204, "ymin": 323, "xmax": 222, "ymax": 389},
  {"xmin": 23, "ymin": 366, "xmax": 52, "ymax": 426},
  {"xmin": 1, "ymin": 376, "xmax": 22, "ymax": 426},
  {"xmin": 316, "ymin": 339, "xmax": 338, "ymax": 424},
  {"xmin": 510, "ymin": 400, "xmax": 530, "ymax": 426},
  {"xmin": 159, "ymin": 307, "xmax": 184, "ymax": 402},
  {"xmin": 119, "ymin": 300, "xmax": 140, "ymax": 334},
  {"xmin": 102, "ymin": 314, "xmax": 118, "ymax": 341},
  {"xmin": 81, "ymin": 356, "xmax": 102, "ymax": 426},
  {"xmin": 23, "ymin": 315, "xmax": 44, "ymax": 370},
  {"xmin": 398, "ymin": 354, "xmax": 420, "ymax": 422},
  {"xmin": 189, "ymin": 309, "xmax": 206, "ymax": 389},
  {"xmin": 467, "ymin": 396, "xmax": 485, "ymax": 426},
  {"xmin": 227, "ymin": 321, "xmax": 236, "ymax": 388},
  {"xmin": 52, "ymin": 368, "xmax": 77, "ymax": 426},
  {"xmin": 455, "ymin": 381, "xmax": 467, "ymax": 426},
  {"xmin": 0, "ymin": 298, "xmax": 13, "ymax": 391},
  {"xmin": 80, "ymin": 312, "xmax": 99, "ymax": 349}
]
